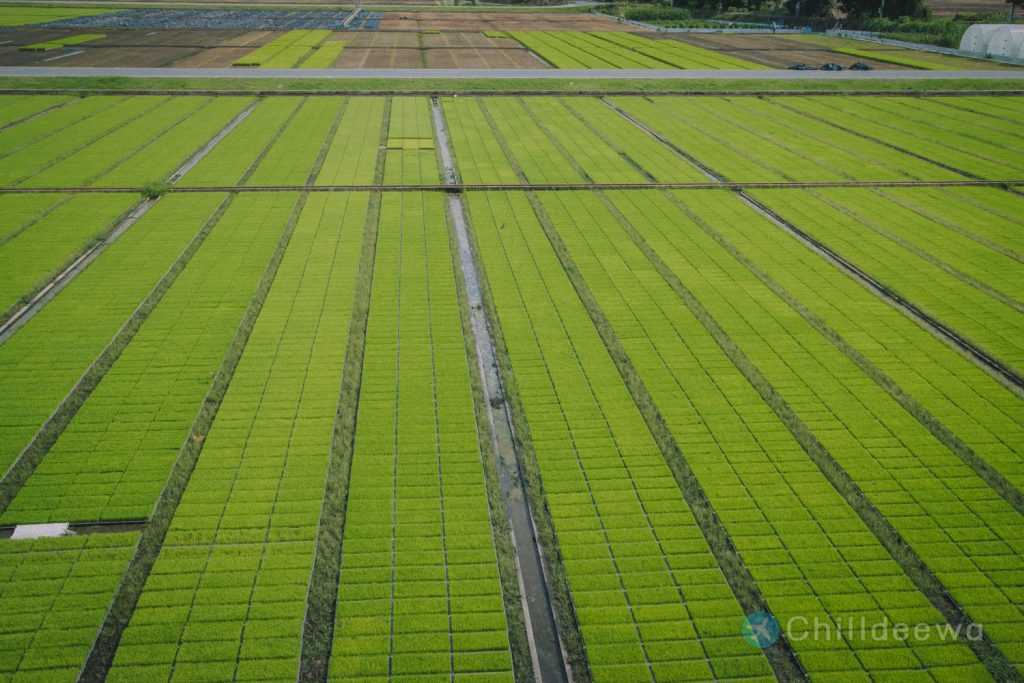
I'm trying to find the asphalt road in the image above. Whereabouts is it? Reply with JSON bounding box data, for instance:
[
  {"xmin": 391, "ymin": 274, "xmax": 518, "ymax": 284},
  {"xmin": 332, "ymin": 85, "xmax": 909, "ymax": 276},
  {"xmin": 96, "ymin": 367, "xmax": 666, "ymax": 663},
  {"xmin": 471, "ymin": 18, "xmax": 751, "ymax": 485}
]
[{"xmin": 1, "ymin": 67, "xmax": 1022, "ymax": 79}]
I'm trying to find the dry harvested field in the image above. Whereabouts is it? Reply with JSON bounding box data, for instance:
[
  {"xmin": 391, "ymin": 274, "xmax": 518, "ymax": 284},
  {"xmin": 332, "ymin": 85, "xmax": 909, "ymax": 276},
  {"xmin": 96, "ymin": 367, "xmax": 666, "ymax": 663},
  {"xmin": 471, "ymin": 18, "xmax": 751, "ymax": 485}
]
[
  {"xmin": 379, "ymin": 11, "xmax": 625, "ymax": 31},
  {"xmin": 672, "ymin": 32, "xmax": 1022, "ymax": 70},
  {"xmin": 672, "ymin": 33, "xmax": 906, "ymax": 69},
  {"xmin": 0, "ymin": 89, "xmax": 1023, "ymax": 683}
]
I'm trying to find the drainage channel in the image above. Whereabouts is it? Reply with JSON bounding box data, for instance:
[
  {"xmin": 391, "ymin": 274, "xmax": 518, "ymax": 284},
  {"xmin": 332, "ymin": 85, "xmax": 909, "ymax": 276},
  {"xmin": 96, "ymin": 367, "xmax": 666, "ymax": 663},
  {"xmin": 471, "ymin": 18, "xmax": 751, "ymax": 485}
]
[
  {"xmin": 604, "ymin": 97, "xmax": 1024, "ymax": 393},
  {"xmin": 431, "ymin": 97, "xmax": 570, "ymax": 683},
  {"xmin": 0, "ymin": 100, "xmax": 259, "ymax": 345}
]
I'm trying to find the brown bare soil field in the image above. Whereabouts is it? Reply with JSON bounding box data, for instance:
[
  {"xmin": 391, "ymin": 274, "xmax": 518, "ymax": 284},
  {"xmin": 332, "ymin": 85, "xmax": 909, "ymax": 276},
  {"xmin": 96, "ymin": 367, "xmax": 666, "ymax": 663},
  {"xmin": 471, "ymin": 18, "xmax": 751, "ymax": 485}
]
[
  {"xmin": 379, "ymin": 11, "xmax": 622, "ymax": 31},
  {"xmin": 0, "ymin": 27, "xmax": 269, "ymax": 67},
  {"xmin": 171, "ymin": 46, "xmax": 254, "ymax": 67},
  {"xmin": 672, "ymin": 33, "xmax": 904, "ymax": 69}
]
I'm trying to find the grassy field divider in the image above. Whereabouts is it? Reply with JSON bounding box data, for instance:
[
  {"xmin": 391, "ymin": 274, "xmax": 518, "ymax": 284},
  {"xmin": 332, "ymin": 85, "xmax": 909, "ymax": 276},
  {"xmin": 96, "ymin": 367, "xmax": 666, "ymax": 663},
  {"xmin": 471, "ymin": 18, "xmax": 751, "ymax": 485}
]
[
  {"xmin": 298, "ymin": 98, "xmax": 388, "ymax": 683},
  {"xmin": 80, "ymin": 190, "xmax": 308, "ymax": 682},
  {"xmin": 0, "ymin": 194, "xmax": 225, "ymax": 512},
  {"xmin": 609, "ymin": 193, "xmax": 1022, "ymax": 682},
  {"xmin": 526, "ymin": 190, "xmax": 807, "ymax": 682},
  {"xmin": 661, "ymin": 189, "xmax": 1024, "ymax": 514}
]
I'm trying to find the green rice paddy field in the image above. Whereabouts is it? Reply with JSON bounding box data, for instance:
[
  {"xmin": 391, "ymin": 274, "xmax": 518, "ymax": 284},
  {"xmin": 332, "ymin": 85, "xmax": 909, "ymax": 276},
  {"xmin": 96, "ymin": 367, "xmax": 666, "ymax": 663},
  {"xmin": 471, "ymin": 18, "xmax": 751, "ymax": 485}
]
[{"xmin": 0, "ymin": 92, "xmax": 1022, "ymax": 682}]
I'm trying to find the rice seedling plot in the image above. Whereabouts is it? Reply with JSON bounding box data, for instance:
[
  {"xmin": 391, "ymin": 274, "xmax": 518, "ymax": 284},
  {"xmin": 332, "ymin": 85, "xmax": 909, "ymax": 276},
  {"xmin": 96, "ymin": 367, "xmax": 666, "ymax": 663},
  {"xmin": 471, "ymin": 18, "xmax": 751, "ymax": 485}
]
[
  {"xmin": 533, "ymin": 189, "xmax": 985, "ymax": 679},
  {"xmin": 0, "ymin": 193, "xmax": 68, "ymax": 242},
  {"xmin": 0, "ymin": 95, "xmax": 71, "ymax": 129},
  {"xmin": 0, "ymin": 533, "xmax": 138, "ymax": 680},
  {"xmin": 330, "ymin": 191, "xmax": 515, "ymax": 682},
  {"xmin": 108, "ymin": 191, "xmax": 365, "ymax": 682},
  {"xmin": 179, "ymin": 97, "xmax": 304, "ymax": 187},
  {"xmin": 315, "ymin": 97, "xmax": 386, "ymax": 186},
  {"xmin": 506, "ymin": 31, "xmax": 761, "ymax": 69},
  {"xmin": 381, "ymin": 96, "xmax": 439, "ymax": 186},
  {"xmin": 615, "ymin": 188, "xmax": 1024, "ymax": 673},
  {"xmin": 662, "ymin": 185, "xmax": 1024, "ymax": 515},
  {"xmin": 302, "ymin": 38, "xmax": 345, "ymax": 68},
  {"xmin": 0, "ymin": 193, "xmax": 134, "ymax": 320},
  {"xmin": 755, "ymin": 190, "xmax": 1024, "ymax": 376},
  {"xmin": 0, "ymin": 95, "xmax": 127, "ymax": 157},
  {"xmin": 0, "ymin": 193, "xmax": 228, "ymax": 474},
  {"xmin": 232, "ymin": 29, "xmax": 330, "ymax": 68},
  {"xmin": 780, "ymin": 97, "xmax": 1024, "ymax": 180},
  {"xmin": 467, "ymin": 190, "xmax": 774, "ymax": 683},
  {"xmin": 1, "ymin": 91, "xmax": 1023, "ymax": 681},
  {"xmin": 23, "ymin": 97, "xmax": 252, "ymax": 189},
  {"xmin": 610, "ymin": 96, "xmax": 962, "ymax": 183},
  {"xmin": 244, "ymin": 97, "xmax": 343, "ymax": 186},
  {"xmin": 0, "ymin": 193, "xmax": 290, "ymax": 526}
]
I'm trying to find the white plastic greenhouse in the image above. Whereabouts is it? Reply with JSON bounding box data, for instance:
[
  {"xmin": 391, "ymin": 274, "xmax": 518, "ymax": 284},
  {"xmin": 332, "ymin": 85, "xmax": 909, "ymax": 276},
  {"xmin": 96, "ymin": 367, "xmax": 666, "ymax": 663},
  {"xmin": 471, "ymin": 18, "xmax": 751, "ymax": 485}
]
[{"xmin": 960, "ymin": 24, "xmax": 1024, "ymax": 57}]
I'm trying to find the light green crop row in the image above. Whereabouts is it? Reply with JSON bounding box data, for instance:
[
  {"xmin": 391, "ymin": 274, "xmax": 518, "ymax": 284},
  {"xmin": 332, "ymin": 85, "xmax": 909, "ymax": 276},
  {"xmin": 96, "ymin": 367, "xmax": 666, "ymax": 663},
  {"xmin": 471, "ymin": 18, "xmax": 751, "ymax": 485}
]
[
  {"xmin": 330, "ymin": 191, "xmax": 514, "ymax": 681},
  {"xmin": 0, "ymin": 193, "xmax": 226, "ymax": 473},
  {"xmin": 755, "ymin": 189, "xmax": 1024, "ymax": 377},
  {"xmin": 634, "ymin": 187, "xmax": 1024, "ymax": 674},
  {"xmin": 0, "ymin": 193, "xmax": 134, "ymax": 320},
  {"xmin": 0, "ymin": 95, "xmax": 71, "ymax": 129},
  {"xmin": 22, "ymin": 33, "xmax": 105, "ymax": 52},
  {"xmin": 0, "ymin": 96, "xmax": 169, "ymax": 187},
  {"xmin": 779, "ymin": 96, "xmax": 1024, "ymax": 180},
  {"xmin": 245, "ymin": 97, "xmax": 343, "ymax": 186},
  {"xmin": 108, "ymin": 191, "xmax": 363, "ymax": 682},
  {"xmin": 381, "ymin": 96, "xmax": 438, "ymax": 185},
  {"xmin": 550, "ymin": 188, "xmax": 986, "ymax": 679},
  {"xmin": 315, "ymin": 96, "xmax": 385, "ymax": 185},
  {"xmin": 506, "ymin": 31, "xmax": 761, "ymax": 70},
  {"xmin": 180, "ymin": 97, "xmax": 302, "ymax": 187},
  {"xmin": 1, "ymin": 192, "xmax": 291, "ymax": 526},
  {"xmin": 0, "ymin": 96, "xmax": 126, "ymax": 157},
  {"xmin": 0, "ymin": 533, "xmax": 138, "ymax": 680}
]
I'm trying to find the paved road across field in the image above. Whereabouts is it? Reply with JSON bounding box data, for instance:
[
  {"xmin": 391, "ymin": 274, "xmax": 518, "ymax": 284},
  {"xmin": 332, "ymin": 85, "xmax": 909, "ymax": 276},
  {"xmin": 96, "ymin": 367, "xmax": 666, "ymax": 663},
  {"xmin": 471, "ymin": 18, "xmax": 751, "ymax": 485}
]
[{"xmin": 0, "ymin": 66, "xmax": 1022, "ymax": 79}]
